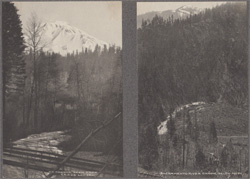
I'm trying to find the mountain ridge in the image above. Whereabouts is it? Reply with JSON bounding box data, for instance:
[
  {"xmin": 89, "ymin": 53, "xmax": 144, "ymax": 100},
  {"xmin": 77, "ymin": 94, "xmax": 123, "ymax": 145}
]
[
  {"xmin": 25, "ymin": 21, "xmax": 109, "ymax": 56},
  {"xmin": 137, "ymin": 5, "xmax": 204, "ymax": 28}
]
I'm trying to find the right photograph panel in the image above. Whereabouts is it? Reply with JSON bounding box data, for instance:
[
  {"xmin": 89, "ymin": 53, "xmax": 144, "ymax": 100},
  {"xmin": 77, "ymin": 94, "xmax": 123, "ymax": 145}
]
[{"xmin": 137, "ymin": 1, "xmax": 248, "ymax": 178}]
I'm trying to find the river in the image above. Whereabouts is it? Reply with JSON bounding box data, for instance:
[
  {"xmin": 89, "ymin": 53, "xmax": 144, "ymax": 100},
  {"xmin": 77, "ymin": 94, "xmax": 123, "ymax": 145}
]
[{"xmin": 12, "ymin": 130, "xmax": 71, "ymax": 154}]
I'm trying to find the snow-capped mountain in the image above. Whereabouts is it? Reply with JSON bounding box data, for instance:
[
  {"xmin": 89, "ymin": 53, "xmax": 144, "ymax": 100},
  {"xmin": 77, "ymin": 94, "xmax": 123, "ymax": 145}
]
[
  {"xmin": 175, "ymin": 5, "xmax": 203, "ymax": 16},
  {"xmin": 137, "ymin": 5, "xmax": 204, "ymax": 28},
  {"xmin": 27, "ymin": 21, "xmax": 108, "ymax": 56}
]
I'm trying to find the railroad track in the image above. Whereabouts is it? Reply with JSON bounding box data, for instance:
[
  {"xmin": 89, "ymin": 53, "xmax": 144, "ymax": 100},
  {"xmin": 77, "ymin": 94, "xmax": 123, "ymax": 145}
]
[{"xmin": 3, "ymin": 146, "xmax": 122, "ymax": 177}]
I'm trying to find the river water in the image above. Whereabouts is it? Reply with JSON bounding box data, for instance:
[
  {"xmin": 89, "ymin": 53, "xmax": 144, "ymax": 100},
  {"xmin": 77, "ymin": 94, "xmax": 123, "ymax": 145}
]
[{"xmin": 12, "ymin": 130, "xmax": 71, "ymax": 154}]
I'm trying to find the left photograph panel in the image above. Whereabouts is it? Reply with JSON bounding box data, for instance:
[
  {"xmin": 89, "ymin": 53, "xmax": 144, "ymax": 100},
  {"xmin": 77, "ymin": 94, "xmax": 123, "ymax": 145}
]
[{"xmin": 2, "ymin": 1, "xmax": 122, "ymax": 178}]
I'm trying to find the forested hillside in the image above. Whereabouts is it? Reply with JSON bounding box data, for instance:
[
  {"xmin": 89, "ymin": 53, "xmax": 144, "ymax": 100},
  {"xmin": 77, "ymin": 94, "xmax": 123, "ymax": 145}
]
[
  {"xmin": 4, "ymin": 45, "xmax": 122, "ymax": 150},
  {"xmin": 137, "ymin": 5, "xmax": 203, "ymax": 28},
  {"xmin": 138, "ymin": 2, "xmax": 248, "ymax": 173}
]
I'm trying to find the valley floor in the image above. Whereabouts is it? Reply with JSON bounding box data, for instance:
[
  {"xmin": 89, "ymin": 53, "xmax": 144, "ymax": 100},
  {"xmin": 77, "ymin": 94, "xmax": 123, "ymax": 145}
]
[{"xmin": 3, "ymin": 130, "xmax": 121, "ymax": 178}]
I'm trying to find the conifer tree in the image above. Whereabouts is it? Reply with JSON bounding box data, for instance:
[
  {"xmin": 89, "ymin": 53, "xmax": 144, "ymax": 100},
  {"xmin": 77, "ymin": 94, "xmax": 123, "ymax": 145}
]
[
  {"xmin": 221, "ymin": 147, "xmax": 228, "ymax": 167},
  {"xmin": 3, "ymin": 2, "xmax": 26, "ymax": 98},
  {"xmin": 196, "ymin": 148, "xmax": 206, "ymax": 169},
  {"xmin": 3, "ymin": 2, "xmax": 26, "ymax": 143},
  {"xmin": 143, "ymin": 123, "xmax": 159, "ymax": 169},
  {"xmin": 209, "ymin": 121, "xmax": 218, "ymax": 144},
  {"xmin": 186, "ymin": 111, "xmax": 192, "ymax": 135},
  {"xmin": 167, "ymin": 112, "xmax": 176, "ymax": 138}
]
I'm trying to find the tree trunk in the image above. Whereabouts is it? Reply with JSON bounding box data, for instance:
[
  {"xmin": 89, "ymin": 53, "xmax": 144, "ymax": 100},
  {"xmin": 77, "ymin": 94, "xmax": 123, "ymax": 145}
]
[{"xmin": 34, "ymin": 50, "xmax": 38, "ymax": 129}]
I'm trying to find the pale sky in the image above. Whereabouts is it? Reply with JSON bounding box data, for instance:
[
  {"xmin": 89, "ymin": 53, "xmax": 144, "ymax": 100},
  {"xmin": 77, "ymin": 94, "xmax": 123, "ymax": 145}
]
[
  {"xmin": 137, "ymin": 1, "xmax": 229, "ymax": 15},
  {"xmin": 14, "ymin": 1, "xmax": 122, "ymax": 47}
]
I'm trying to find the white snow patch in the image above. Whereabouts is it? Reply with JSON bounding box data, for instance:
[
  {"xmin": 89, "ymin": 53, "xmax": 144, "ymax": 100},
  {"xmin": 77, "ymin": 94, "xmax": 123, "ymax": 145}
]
[{"xmin": 176, "ymin": 5, "xmax": 203, "ymax": 17}]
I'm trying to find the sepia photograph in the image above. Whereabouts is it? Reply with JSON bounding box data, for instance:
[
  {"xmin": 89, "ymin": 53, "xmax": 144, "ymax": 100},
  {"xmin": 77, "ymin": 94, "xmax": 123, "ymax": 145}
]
[
  {"xmin": 138, "ymin": 1, "xmax": 248, "ymax": 178},
  {"xmin": 2, "ymin": 1, "xmax": 122, "ymax": 178}
]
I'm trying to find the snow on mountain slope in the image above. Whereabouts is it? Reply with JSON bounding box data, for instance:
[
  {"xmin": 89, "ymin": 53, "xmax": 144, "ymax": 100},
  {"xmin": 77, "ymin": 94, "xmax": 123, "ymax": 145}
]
[
  {"xmin": 175, "ymin": 5, "xmax": 203, "ymax": 16},
  {"xmin": 137, "ymin": 5, "xmax": 204, "ymax": 28},
  {"xmin": 29, "ymin": 21, "xmax": 108, "ymax": 56}
]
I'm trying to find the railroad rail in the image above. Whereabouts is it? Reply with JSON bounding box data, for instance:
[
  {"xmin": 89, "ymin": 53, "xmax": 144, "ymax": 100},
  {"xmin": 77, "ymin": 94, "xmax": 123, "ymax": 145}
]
[{"xmin": 3, "ymin": 146, "xmax": 122, "ymax": 177}]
